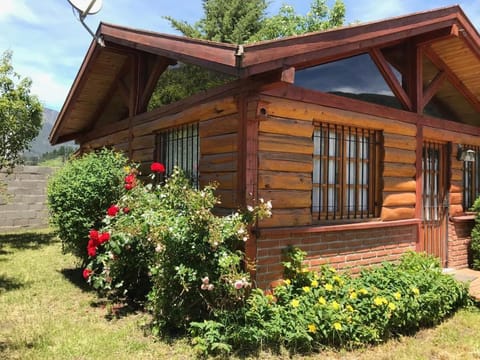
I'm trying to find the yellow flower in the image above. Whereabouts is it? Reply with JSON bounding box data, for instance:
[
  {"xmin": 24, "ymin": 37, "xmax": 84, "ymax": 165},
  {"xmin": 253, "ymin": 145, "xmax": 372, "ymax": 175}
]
[
  {"xmin": 311, "ymin": 279, "xmax": 319, "ymax": 288},
  {"xmin": 266, "ymin": 294, "xmax": 274, "ymax": 302},
  {"xmin": 349, "ymin": 292, "xmax": 358, "ymax": 300},
  {"xmin": 333, "ymin": 275, "xmax": 344, "ymax": 285},
  {"xmin": 318, "ymin": 296, "xmax": 327, "ymax": 305},
  {"xmin": 301, "ymin": 268, "xmax": 309, "ymax": 273},
  {"xmin": 302, "ymin": 286, "xmax": 311, "ymax": 293},
  {"xmin": 331, "ymin": 301, "xmax": 340, "ymax": 310},
  {"xmin": 359, "ymin": 288, "xmax": 368, "ymax": 295},
  {"xmin": 329, "ymin": 267, "xmax": 337, "ymax": 273},
  {"xmin": 388, "ymin": 302, "xmax": 396, "ymax": 311},
  {"xmin": 346, "ymin": 305, "xmax": 354, "ymax": 312},
  {"xmin": 307, "ymin": 324, "xmax": 317, "ymax": 333},
  {"xmin": 124, "ymin": 166, "xmax": 131, "ymax": 174},
  {"xmin": 291, "ymin": 299, "xmax": 300, "ymax": 308},
  {"xmin": 324, "ymin": 283, "xmax": 334, "ymax": 291},
  {"xmin": 373, "ymin": 297, "xmax": 387, "ymax": 306},
  {"xmin": 412, "ymin": 287, "xmax": 420, "ymax": 296},
  {"xmin": 284, "ymin": 279, "xmax": 291, "ymax": 286},
  {"xmin": 333, "ymin": 322, "xmax": 342, "ymax": 331},
  {"xmin": 394, "ymin": 291, "xmax": 401, "ymax": 300}
]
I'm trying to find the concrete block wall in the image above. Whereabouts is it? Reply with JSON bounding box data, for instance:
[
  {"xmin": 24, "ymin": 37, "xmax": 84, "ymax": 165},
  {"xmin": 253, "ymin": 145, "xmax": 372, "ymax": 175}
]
[{"xmin": 0, "ymin": 166, "xmax": 55, "ymax": 233}]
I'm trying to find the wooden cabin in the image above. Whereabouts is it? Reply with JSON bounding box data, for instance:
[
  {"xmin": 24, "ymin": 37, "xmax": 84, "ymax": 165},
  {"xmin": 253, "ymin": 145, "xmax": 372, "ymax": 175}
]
[{"xmin": 51, "ymin": 6, "xmax": 480, "ymax": 287}]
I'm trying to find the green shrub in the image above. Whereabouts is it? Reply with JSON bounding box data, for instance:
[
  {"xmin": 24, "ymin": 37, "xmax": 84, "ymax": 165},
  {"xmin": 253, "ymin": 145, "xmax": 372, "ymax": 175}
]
[
  {"xmin": 83, "ymin": 166, "xmax": 272, "ymax": 332},
  {"xmin": 470, "ymin": 197, "xmax": 480, "ymax": 269},
  {"xmin": 190, "ymin": 249, "xmax": 469, "ymax": 356},
  {"xmin": 47, "ymin": 149, "xmax": 129, "ymax": 263}
]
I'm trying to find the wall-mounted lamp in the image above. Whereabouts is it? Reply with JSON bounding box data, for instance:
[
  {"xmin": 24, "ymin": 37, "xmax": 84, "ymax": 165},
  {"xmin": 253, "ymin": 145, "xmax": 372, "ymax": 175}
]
[{"xmin": 457, "ymin": 145, "xmax": 476, "ymax": 162}]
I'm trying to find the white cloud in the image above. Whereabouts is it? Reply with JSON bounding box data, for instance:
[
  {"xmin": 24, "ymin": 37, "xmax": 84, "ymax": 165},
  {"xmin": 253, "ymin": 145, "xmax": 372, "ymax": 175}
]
[
  {"xmin": 24, "ymin": 69, "xmax": 70, "ymax": 111},
  {"xmin": 0, "ymin": 0, "xmax": 39, "ymax": 23}
]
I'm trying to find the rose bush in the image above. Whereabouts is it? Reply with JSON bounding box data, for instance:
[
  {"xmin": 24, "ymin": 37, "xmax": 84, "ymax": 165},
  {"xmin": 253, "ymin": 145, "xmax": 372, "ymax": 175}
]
[{"xmin": 83, "ymin": 163, "xmax": 272, "ymax": 332}]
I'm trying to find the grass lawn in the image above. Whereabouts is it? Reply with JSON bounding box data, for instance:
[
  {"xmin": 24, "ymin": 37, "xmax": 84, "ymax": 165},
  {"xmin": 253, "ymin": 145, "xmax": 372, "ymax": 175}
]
[{"xmin": 1, "ymin": 230, "xmax": 480, "ymax": 359}]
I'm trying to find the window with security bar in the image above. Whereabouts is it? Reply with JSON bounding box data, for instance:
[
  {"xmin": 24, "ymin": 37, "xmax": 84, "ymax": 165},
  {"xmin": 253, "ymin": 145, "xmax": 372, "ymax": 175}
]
[
  {"xmin": 463, "ymin": 146, "xmax": 480, "ymax": 211},
  {"xmin": 313, "ymin": 123, "xmax": 382, "ymax": 221},
  {"xmin": 156, "ymin": 123, "xmax": 199, "ymax": 188}
]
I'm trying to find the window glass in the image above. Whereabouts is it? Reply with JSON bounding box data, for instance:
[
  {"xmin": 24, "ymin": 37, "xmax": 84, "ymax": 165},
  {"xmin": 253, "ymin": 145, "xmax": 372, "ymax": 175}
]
[
  {"xmin": 312, "ymin": 123, "xmax": 381, "ymax": 220},
  {"xmin": 295, "ymin": 53, "xmax": 402, "ymax": 109},
  {"xmin": 156, "ymin": 123, "xmax": 199, "ymax": 187}
]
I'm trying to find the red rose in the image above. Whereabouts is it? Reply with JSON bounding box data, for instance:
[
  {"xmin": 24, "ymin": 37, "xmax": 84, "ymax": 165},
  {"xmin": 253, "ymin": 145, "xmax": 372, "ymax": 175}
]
[
  {"xmin": 125, "ymin": 174, "xmax": 135, "ymax": 184},
  {"xmin": 107, "ymin": 205, "xmax": 120, "ymax": 217},
  {"xmin": 89, "ymin": 229, "xmax": 99, "ymax": 241},
  {"xmin": 125, "ymin": 183, "xmax": 133, "ymax": 190},
  {"xmin": 83, "ymin": 268, "xmax": 93, "ymax": 279},
  {"xmin": 123, "ymin": 207, "xmax": 130, "ymax": 214},
  {"xmin": 99, "ymin": 232, "xmax": 110, "ymax": 244},
  {"xmin": 150, "ymin": 162, "xmax": 165, "ymax": 173},
  {"xmin": 87, "ymin": 243, "xmax": 97, "ymax": 257}
]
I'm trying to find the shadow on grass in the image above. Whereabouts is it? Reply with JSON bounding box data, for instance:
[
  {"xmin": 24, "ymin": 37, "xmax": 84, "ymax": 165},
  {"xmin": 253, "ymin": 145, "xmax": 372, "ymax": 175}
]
[
  {"xmin": 0, "ymin": 274, "xmax": 27, "ymax": 293},
  {"xmin": 0, "ymin": 231, "xmax": 56, "ymax": 251},
  {"xmin": 59, "ymin": 267, "xmax": 92, "ymax": 292}
]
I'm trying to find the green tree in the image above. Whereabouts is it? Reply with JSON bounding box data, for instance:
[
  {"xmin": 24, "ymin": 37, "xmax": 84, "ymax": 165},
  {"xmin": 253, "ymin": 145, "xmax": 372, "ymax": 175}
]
[
  {"xmin": 165, "ymin": 0, "xmax": 268, "ymax": 44},
  {"xmin": 0, "ymin": 50, "xmax": 42, "ymax": 170},
  {"xmin": 150, "ymin": 0, "xmax": 346, "ymax": 109},
  {"xmin": 165, "ymin": 0, "xmax": 345, "ymax": 44},
  {"xmin": 251, "ymin": 0, "xmax": 346, "ymax": 41}
]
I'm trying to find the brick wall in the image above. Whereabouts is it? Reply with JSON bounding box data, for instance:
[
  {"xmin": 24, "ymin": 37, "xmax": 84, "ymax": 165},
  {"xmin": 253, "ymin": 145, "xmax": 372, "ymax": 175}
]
[
  {"xmin": 448, "ymin": 216, "xmax": 475, "ymax": 268},
  {"xmin": 256, "ymin": 223, "xmax": 417, "ymax": 288},
  {"xmin": 0, "ymin": 166, "xmax": 54, "ymax": 233}
]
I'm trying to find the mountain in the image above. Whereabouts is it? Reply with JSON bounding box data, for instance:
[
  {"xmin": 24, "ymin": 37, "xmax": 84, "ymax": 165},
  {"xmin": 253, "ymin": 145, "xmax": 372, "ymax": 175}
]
[{"xmin": 24, "ymin": 108, "xmax": 76, "ymax": 158}]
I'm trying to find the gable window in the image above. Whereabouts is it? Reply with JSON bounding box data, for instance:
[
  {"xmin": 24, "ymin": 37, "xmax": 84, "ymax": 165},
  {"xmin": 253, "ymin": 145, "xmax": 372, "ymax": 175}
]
[
  {"xmin": 156, "ymin": 122, "xmax": 199, "ymax": 187},
  {"xmin": 463, "ymin": 146, "xmax": 480, "ymax": 210},
  {"xmin": 313, "ymin": 123, "xmax": 382, "ymax": 221}
]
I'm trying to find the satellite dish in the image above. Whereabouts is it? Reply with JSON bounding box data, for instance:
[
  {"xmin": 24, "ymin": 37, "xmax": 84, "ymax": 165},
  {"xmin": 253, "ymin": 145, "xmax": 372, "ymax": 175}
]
[
  {"xmin": 67, "ymin": 0, "xmax": 105, "ymax": 47},
  {"xmin": 68, "ymin": 0, "xmax": 103, "ymax": 16}
]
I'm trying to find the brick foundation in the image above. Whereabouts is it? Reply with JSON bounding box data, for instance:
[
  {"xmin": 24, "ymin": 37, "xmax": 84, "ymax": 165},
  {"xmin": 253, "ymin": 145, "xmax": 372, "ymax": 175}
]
[
  {"xmin": 255, "ymin": 221, "xmax": 417, "ymax": 288},
  {"xmin": 448, "ymin": 215, "xmax": 475, "ymax": 269}
]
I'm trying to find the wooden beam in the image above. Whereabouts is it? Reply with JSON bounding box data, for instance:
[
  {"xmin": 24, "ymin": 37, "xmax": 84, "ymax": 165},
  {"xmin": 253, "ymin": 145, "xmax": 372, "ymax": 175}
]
[
  {"xmin": 138, "ymin": 56, "xmax": 175, "ymax": 112},
  {"xmin": 370, "ymin": 47, "xmax": 412, "ymax": 111},
  {"xmin": 421, "ymin": 70, "xmax": 447, "ymax": 109},
  {"xmin": 403, "ymin": 41, "xmax": 423, "ymax": 113},
  {"xmin": 100, "ymin": 23, "xmax": 239, "ymax": 76},
  {"xmin": 240, "ymin": 11, "xmax": 460, "ymax": 76},
  {"xmin": 413, "ymin": 25, "xmax": 459, "ymax": 47},
  {"xmin": 262, "ymin": 84, "xmax": 480, "ymax": 137},
  {"xmin": 81, "ymin": 58, "xmax": 131, "ymax": 138},
  {"xmin": 415, "ymin": 125, "xmax": 423, "ymax": 252},
  {"xmin": 423, "ymin": 46, "xmax": 480, "ymax": 113},
  {"xmin": 280, "ymin": 66, "xmax": 295, "ymax": 83}
]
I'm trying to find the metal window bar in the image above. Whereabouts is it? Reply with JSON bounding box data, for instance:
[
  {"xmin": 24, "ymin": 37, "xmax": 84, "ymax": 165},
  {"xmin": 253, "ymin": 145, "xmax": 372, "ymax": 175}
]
[
  {"xmin": 313, "ymin": 123, "xmax": 379, "ymax": 220},
  {"xmin": 423, "ymin": 142, "xmax": 444, "ymax": 224},
  {"xmin": 157, "ymin": 123, "xmax": 199, "ymax": 188}
]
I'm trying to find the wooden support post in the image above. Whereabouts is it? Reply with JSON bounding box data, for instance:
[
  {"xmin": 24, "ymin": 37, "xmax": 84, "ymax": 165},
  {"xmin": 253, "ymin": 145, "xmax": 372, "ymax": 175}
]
[{"xmin": 415, "ymin": 124, "xmax": 423, "ymax": 251}]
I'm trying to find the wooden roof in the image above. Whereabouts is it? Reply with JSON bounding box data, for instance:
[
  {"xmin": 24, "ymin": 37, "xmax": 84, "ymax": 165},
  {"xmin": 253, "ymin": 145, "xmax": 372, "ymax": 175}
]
[{"xmin": 50, "ymin": 5, "xmax": 480, "ymax": 144}]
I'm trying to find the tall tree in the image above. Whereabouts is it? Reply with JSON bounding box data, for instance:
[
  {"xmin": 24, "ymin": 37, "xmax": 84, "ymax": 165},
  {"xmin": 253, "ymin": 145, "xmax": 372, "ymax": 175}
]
[
  {"xmin": 0, "ymin": 51, "xmax": 42, "ymax": 170},
  {"xmin": 165, "ymin": 0, "xmax": 345, "ymax": 44},
  {"xmin": 251, "ymin": 0, "xmax": 346, "ymax": 41},
  {"xmin": 150, "ymin": 0, "xmax": 345, "ymax": 109},
  {"xmin": 165, "ymin": 0, "xmax": 268, "ymax": 44}
]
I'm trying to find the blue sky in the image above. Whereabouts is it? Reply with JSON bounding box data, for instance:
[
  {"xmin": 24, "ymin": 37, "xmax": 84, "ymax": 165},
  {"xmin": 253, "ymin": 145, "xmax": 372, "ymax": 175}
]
[{"xmin": 0, "ymin": 0, "xmax": 478, "ymax": 111}]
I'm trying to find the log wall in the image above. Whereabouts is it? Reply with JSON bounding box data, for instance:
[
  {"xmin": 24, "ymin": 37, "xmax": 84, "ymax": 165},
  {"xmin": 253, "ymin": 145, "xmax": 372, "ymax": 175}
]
[
  {"xmin": 79, "ymin": 96, "xmax": 240, "ymax": 211},
  {"xmin": 256, "ymin": 94, "xmax": 418, "ymax": 227}
]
